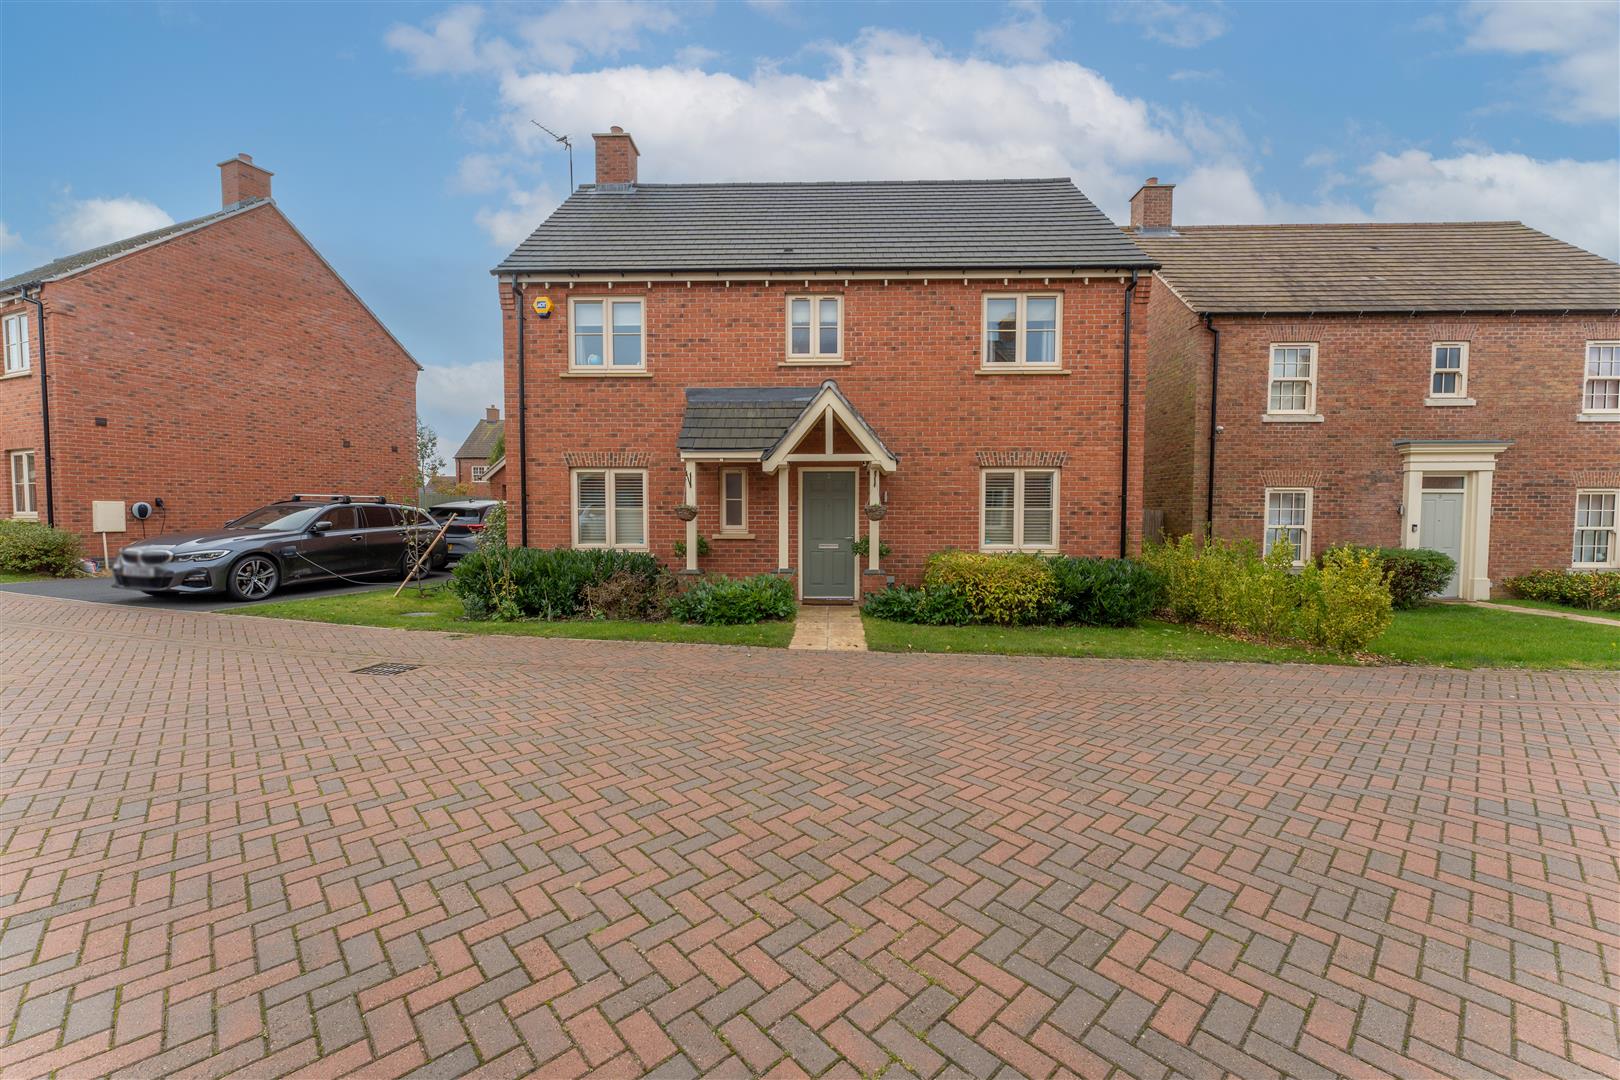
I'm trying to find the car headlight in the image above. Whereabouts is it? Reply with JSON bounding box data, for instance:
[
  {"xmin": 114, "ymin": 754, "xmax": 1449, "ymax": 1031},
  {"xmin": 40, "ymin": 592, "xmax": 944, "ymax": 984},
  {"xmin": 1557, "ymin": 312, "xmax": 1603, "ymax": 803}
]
[{"xmin": 174, "ymin": 550, "xmax": 230, "ymax": 562}]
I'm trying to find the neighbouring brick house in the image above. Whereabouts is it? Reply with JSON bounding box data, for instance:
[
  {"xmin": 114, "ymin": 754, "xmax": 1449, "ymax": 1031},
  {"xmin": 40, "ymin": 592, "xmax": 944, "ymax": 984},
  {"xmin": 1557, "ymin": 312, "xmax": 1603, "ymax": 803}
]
[
  {"xmin": 452, "ymin": 406, "xmax": 503, "ymax": 497},
  {"xmin": 495, "ymin": 126, "xmax": 1156, "ymax": 600},
  {"xmin": 1131, "ymin": 179, "xmax": 1620, "ymax": 599},
  {"xmin": 0, "ymin": 154, "xmax": 420, "ymax": 550}
]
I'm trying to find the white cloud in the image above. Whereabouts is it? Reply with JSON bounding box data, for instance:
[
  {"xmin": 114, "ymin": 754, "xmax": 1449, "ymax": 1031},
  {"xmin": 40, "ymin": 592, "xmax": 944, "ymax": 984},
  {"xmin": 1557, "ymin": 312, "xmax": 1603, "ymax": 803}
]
[
  {"xmin": 386, "ymin": 1, "xmax": 683, "ymax": 76},
  {"xmin": 417, "ymin": 359, "xmax": 505, "ymax": 458},
  {"xmin": 1111, "ymin": 0, "xmax": 1228, "ymax": 48},
  {"xmin": 674, "ymin": 44, "xmax": 720, "ymax": 68},
  {"xmin": 1167, "ymin": 68, "xmax": 1219, "ymax": 82},
  {"xmin": 0, "ymin": 222, "xmax": 20, "ymax": 253},
  {"xmin": 54, "ymin": 197, "xmax": 173, "ymax": 251},
  {"xmin": 475, "ymin": 183, "xmax": 560, "ymax": 247},
  {"xmin": 975, "ymin": 0, "xmax": 1061, "ymax": 63},
  {"xmin": 1462, "ymin": 0, "xmax": 1619, "ymax": 121},
  {"xmin": 386, "ymin": 5, "xmax": 512, "ymax": 75}
]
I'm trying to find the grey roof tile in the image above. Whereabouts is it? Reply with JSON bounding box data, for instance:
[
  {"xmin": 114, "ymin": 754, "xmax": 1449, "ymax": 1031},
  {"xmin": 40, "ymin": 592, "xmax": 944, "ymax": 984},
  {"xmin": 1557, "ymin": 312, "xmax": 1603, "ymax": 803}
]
[
  {"xmin": 496, "ymin": 179, "xmax": 1154, "ymax": 275},
  {"xmin": 454, "ymin": 418, "xmax": 503, "ymax": 461},
  {"xmin": 675, "ymin": 383, "xmax": 895, "ymax": 461}
]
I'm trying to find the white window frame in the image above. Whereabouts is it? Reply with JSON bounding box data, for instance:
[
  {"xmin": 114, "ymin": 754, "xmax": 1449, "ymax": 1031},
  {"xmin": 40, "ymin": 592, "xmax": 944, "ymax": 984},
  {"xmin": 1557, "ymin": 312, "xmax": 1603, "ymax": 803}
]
[
  {"xmin": 470, "ymin": 465, "xmax": 490, "ymax": 482},
  {"xmin": 1263, "ymin": 487, "xmax": 1312, "ymax": 566},
  {"xmin": 570, "ymin": 468, "xmax": 649, "ymax": 550},
  {"xmin": 1572, "ymin": 489, "xmax": 1618, "ymax": 570},
  {"xmin": 10, "ymin": 450, "xmax": 37, "ymax": 519},
  {"xmin": 3, "ymin": 313, "xmax": 30, "ymax": 376},
  {"xmin": 981, "ymin": 293, "xmax": 1063, "ymax": 370},
  {"xmin": 568, "ymin": 297, "xmax": 645, "ymax": 372},
  {"xmin": 1427, "ymin": 342, "xmax": 1470, "ymax": 403},
  {"xmin": 979, "ymin": 468, "xmax": 1060, "ymax": 553},
  {"xmin": 1266, "ymin": 343, "xmax": 1318, "ymax": 417},
  {"xmin": 718, "ymin": 467, "xmax": 749, "ymax": 535},
  {"xmin": 1582, "ymin": 341, "xmax": 1620, "ymax": 417},
  {"xmin": 785, "ymin": 295, "xmax": 843, "ymax": 363}
]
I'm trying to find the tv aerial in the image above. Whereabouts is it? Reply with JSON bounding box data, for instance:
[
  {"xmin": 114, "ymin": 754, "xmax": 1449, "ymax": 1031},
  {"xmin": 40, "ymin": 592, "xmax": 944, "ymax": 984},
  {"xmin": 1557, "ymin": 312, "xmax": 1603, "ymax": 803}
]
[{"xmin": 531, "ymin": 120, "xmax": 574, "ymax": 192}]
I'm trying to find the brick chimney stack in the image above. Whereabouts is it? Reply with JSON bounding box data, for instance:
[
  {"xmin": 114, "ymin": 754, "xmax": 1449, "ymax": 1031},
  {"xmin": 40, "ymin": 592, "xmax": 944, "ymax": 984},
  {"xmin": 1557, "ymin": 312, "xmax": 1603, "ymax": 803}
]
[
  {"xmin": 219, "ymin": 153, "xmax": 273, "ymax": 207},
  {"xmin": 485, "ymin": 406, "xmax": 500, "ymax": 422},
  {"xmin": 1129, "ymin": 177, "xmax": 1175, "ymax": 231},
  {"xmin": 593, "ymin": 126, "xmax": 639, "ymax": 186}
]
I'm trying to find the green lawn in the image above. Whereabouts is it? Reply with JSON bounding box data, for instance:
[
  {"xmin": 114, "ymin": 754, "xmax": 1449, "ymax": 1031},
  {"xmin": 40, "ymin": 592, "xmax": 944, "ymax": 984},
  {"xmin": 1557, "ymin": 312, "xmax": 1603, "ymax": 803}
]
[
  {"xmin": 1370, "ymin": 603, "xmax": 1620, "ymax": 668},
  {"xmin": 1486, "ymin": 597, "xmax": 1620, "ymax": 623},
  {"xmin": 230, "ymin": 586, "xmax": 796, "ymax": 648},
  {"xmin": 0, "ymin": 571, "xmax": 45, "ymax": 584},
  {"xmin": 861, "ymin": 616, "xmax": 1344, "ymax": 664}
]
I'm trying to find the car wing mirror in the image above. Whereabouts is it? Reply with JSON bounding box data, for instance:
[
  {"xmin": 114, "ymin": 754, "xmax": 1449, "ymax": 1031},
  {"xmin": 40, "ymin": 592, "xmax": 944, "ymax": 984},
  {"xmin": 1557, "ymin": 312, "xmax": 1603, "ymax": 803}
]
[{"xmin": 312, "ymin": 520, "xmax": 334, "ymax": 533}]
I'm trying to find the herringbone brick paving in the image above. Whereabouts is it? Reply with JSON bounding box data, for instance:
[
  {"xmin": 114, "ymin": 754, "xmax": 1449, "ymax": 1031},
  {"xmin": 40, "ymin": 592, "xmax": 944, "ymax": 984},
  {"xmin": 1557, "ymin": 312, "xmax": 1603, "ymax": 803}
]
[{"xmin": 0, "ymin": 591, "xmax": 1616, "ymax": 1079}]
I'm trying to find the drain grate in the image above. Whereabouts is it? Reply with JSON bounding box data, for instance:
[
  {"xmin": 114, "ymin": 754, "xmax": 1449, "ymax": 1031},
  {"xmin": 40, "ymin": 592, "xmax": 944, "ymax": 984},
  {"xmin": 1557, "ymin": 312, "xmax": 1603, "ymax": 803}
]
[{"xmin": 351, "ymin": 662, "xmax": 421, "ymax": 676}]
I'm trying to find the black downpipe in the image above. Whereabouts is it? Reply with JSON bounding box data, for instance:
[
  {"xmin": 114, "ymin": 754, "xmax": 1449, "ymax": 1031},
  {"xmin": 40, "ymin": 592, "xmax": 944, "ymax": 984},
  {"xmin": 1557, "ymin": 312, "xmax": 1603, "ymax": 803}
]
[
  {"xmin": 20, "ymin": 286, "xmax": 53, "ymax": 527},
  {"xmin": 513, "ymin": 280, "xmax": 528, "ymax": 548},
  {"xmin": 1202, "ymin": 313, "xmax": 1220, "ymax": 536},
  {"xmin": 1119, "ymin": 270, "xmax": 1138, "ymax": 558}
]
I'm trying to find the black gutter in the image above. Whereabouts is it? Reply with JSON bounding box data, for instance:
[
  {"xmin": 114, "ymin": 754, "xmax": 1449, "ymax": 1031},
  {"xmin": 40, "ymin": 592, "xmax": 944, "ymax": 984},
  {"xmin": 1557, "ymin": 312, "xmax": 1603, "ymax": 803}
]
[
  {"xmin": 1119, "ymin": 270, "xmax": 1138, "ymax": 558},
  {"xmin": 19, "ymin": 285, "xmax": 53, "ymax": 527},
  {"xmin": 512, "ymin": 280, "xmax": 527, "ymax": 548},
  {"xmin": 1202, "ymin": 313, "xmax": 1220, "ymax": 536}
]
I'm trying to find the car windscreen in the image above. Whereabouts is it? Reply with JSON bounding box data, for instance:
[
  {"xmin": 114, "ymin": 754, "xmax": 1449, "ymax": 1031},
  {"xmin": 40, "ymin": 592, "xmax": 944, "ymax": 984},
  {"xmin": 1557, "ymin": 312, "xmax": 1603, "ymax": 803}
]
[{"xmin": 225, "ymin": 504, "xmax": 324, "ymax": 531}]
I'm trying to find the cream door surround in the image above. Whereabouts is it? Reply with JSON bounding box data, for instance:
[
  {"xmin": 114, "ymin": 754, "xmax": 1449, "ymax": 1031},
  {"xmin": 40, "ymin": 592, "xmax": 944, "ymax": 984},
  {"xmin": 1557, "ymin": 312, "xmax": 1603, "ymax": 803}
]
[{"xmin": 1396, "ymin": 440, "xmax": 1511, "ymax": 601}]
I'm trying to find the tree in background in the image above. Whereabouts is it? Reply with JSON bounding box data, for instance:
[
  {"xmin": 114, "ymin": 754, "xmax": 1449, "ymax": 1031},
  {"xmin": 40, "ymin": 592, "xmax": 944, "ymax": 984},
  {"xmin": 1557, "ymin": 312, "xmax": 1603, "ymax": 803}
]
[{"xmin": 416, "ymin": 418, "xmax": 445, "ymax": 492}]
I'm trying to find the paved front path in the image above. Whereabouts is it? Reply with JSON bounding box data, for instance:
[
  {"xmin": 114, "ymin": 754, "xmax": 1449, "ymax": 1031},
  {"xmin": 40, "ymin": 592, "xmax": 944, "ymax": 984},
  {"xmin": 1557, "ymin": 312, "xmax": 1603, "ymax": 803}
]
[
  {"xmin": 789, "ymin": 606, "xmax": 867, "ymax": 651},
  {"xmin": 1464, "ymin": 600, "xmax": 1620, "ymax": 627},
  {"xmin": 1, "ymin": 592, "xmax": 1617, "ymax": 1080}
]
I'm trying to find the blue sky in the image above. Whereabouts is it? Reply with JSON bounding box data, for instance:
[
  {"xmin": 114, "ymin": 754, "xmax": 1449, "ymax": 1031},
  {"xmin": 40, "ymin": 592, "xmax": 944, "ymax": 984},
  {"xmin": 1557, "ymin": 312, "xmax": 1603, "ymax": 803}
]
[{"xmin": 3, "ymin": 0, "xmax": 1617, "ymax": 454}]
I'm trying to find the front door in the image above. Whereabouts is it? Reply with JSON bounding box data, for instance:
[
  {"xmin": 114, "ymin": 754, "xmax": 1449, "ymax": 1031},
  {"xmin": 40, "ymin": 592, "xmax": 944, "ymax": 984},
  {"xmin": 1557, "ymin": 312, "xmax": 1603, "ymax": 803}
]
[
  {"xmin": 802, "ymin": 471, "xmax": 856, "ymax": 600},
  {"xmin": 1419, "ymin": 480, "xmax": 1465, "ymax": 598}
]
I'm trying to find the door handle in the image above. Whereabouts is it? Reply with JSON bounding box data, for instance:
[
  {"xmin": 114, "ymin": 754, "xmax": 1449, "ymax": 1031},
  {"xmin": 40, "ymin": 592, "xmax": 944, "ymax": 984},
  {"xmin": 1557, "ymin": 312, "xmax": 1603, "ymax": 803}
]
[{"xmin": 349, "ymin": 535, "xmax": 365, "ymax": 542}]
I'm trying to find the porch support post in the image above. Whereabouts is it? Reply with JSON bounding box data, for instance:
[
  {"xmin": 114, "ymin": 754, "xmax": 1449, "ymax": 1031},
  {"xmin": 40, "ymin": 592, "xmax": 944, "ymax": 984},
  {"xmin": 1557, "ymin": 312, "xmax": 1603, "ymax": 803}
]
[
  {"xmin": 867, "ymin": 468, "xmax": 881, "ymax": 573},
  {"xmin": 1467, "ymin": 468, "xmax": 1494, "ymax": 601},
  {"xmin": 684, "ymin": 460, "xmax": 699, "ymax": 573},
  {"xmin": 777, "ymin": 468, "xmax": 790, "ymax": 572}
]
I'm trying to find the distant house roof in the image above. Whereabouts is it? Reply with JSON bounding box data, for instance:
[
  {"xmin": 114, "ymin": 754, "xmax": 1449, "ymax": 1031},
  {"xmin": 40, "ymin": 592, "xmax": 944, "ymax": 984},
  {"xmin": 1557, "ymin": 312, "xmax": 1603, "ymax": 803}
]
[
  {"xmin": 495, "ymin": 178, "xmax": 1156, "ymax": 275},
  {"xmin": 0, "ymin": 199, "xmax": 267, "ymax": 294},
  {"xmin": 677, "ymin": 383, "xmax": 896, "ymax": 466},
  {"xmin": 454, "ymin": 417, "xmax": 503, "ymax": 461},
  {"xmin": 1131, "ymin": 221, "xmax": 1620, "ymax": 314}
]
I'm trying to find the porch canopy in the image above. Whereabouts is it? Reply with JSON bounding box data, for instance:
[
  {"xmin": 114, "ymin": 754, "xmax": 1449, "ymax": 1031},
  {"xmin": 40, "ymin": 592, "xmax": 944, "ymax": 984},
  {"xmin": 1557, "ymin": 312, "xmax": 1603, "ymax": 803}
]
[{"xmin": 675, "ymin": 380, "xmax": 898, "ymax": 573}]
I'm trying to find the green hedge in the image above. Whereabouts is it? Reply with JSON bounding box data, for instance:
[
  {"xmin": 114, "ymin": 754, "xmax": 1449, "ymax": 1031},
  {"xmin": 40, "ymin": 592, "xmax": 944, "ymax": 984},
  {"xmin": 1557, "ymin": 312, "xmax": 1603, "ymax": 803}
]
[
  {"xmin": 0, "ymin": 519, "xmax": 84, "ymax": 577},
  {"xmin": 1332, "ymin": 546, "xmax": 1454, "ymax": 609},
  {"xmin": 863, "ymin": 552, "xmax": 1162, "ymax": 629},
  {"xmin": 1503, "ymin": 568, "xmax": 1620, "ymax": 611},
  {"xmin": 451, "ymin": 547, "xmax": 661, "ymax": 621},
  {"xmin": 669, "ymin": 573, "xmax": 795, "ymax": 625},
  {"xmin": 1049, "ymin": 556, "xmax": 1165, "ymax": 627},
  {"xmin": 922, "ymin": 551, "xmax": 1056, "ymax": 626}
]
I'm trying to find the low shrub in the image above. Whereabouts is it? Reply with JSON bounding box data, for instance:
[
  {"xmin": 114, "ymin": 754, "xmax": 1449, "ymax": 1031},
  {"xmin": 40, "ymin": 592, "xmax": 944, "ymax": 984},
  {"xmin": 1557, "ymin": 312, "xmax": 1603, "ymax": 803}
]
[
  {"xmin": 1503, "ymin": 568, "xmax": 1620, "ymax": 611},
  {"xmin": 1298, "ymin": 546, "xmax": 1394, "ymax": 652},
  {"xmin": 1332, "ymin": 545, "xmax": 1453, "ymax": 609},
  {"xmin": 861, "ymin": 584, "xmax": 922, "ymax": 622},
  {"xmin": 860, "ymin": 582, "xmax": 975, "ymax": 626},
  {"xmin": 670, "ymin": 573, "xmax": 795, "ymax": 625},
  {"xmin": 0, "ymin": 519, "xmax": 84, "ymax": 577},
  {"xmin": 451, "ymin": 546, "xmax": 660, "ymax": 621},
  {"xmin": 477, "ymin": 503, "xmax": 508, "ymax": 551},
  {"xmin": 1048, "ymin": 556, "xmax": 1165, "ymax": 627},
  {"xmin": 923, "ymin": 551, "xmax": 1056, "ymax": 626},
  {"xmin": 583, "ymin": 568, "xmax": 676, "ymax": 621}
]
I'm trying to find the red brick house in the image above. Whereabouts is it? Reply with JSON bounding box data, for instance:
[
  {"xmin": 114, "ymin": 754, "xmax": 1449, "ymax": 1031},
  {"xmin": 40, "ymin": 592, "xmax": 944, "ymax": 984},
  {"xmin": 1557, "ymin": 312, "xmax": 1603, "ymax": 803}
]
[
  {"xmin": 452, "ymin": 406, "xmax": 503, "ymax": 497},
  {"xmin": 495, "ymin": 126, "xmax": 1156, "ymax": 600},
  {"xmin": 0, "ymin": 154, "xmax": 420, "ymax": 550},
  {"xmin": 1131, "ymin": 180, "xmax": 1620, "ymax": 598}
]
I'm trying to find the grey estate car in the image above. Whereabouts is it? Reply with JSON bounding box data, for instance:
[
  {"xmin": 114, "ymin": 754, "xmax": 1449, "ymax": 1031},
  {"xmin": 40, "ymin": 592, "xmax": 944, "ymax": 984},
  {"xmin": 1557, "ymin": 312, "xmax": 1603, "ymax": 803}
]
[{"xmin": 113, "ymin": 495, "xmax": 449, "ymax": 601}]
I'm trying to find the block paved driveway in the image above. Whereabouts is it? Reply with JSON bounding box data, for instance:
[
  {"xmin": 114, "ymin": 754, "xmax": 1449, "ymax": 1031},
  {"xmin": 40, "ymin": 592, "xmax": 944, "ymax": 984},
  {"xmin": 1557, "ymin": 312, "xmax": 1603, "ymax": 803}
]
[{"xmin": 1, "ymin": 591, "xmax": 1617, "ymax": 1080}]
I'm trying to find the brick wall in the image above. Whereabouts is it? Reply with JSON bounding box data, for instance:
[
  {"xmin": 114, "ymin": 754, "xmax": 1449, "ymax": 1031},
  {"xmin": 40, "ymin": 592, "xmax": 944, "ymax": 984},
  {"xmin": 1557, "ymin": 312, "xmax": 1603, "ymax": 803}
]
[
  {"xmin": 0, "ymin": 300, "xmax": 44, "ymax": 518},
  {"xmin": 0, "ymin": 204, "xmax": 418, "ymax": 548},
  {"xmin": 1141, "ymin": 282, "xmax": 1208, "ymax": 540},
  {"xmin": 455, "ymin": 457, "xmax": 493, "ymax": 498},
  {"xmin": 501, "ymin": 275, "xmax": 1150, "ymax": 586},
  {"xmin": 1146, "ymin": 306, "xmax": 1620, "ymax": 586}
]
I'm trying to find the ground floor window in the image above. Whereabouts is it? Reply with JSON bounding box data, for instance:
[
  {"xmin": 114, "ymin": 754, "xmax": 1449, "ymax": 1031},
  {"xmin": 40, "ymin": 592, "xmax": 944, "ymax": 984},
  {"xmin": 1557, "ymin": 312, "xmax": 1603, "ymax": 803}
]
[
  {"xmin": 980, "ymin": 469, "xmax": 1058, "ymax": 552},
  {"xmin": 9, "ymin": 450, "xmax": 35, "ymax": 518},
  {"xmin": 1264, "ymin": 488, "xmax": 1311, "ymax": 565},
  {"xmin": 572, "ymin": 468, "xmax": 647, "ymax": 549},
  {"xmin": 719, "ymin": 468, "xmax": 748, "ymax": 534},
  {"xmin": 1573, "ymin": 490, "xmax": 1617, "ymax": 568}
]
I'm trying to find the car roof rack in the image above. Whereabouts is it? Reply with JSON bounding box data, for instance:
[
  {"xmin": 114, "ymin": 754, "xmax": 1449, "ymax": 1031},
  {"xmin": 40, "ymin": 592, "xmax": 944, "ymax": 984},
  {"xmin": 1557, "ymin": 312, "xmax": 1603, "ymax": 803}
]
[{"xmin": 288, "ymin": 493, "xmax": 388, "ymax": 504}]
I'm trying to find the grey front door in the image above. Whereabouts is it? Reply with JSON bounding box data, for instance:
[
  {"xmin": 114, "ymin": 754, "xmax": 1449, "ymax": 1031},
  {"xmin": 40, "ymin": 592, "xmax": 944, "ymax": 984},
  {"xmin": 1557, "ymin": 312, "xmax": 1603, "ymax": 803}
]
[
  {"xmin": 1419, "ymin": 490, "xmax": 1465, "ymax": 598},
  {"xmin": 802, "ymin": 471, "xmax": 856, "ymax": 600}
]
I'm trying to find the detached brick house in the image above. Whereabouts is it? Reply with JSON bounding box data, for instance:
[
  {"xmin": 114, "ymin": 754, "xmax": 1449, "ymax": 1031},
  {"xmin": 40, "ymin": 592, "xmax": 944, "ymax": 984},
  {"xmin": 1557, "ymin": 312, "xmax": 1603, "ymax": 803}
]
[
  {"xmin": 0, "ymin": 154, "xmax": 420, "ymax": 548},
  {"xmin": 1131, "ymin": 180, "xmax": 1620, "ymax": 598},
  {"xmin": 451, "ymin": 406, "xmax": 503, "ymax": 497},
  {"xmin": 495, "ymin": 126, "xmax": 1155, "ymax": 600}
]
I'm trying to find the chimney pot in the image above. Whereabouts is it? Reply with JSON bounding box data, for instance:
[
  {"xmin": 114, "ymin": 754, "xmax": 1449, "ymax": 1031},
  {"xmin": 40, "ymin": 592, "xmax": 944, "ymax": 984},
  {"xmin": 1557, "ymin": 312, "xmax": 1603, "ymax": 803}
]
[
  {"xmin": 218, "ymin": 152, "xmax": 273, "ymax": 208},
  {"xmin": 1130, "ymin": 177, "xmax": 1175, "ymax": 230},
  {"xmin": 593, "ymin": 126, "xmax": 639, "ymax": 186}
]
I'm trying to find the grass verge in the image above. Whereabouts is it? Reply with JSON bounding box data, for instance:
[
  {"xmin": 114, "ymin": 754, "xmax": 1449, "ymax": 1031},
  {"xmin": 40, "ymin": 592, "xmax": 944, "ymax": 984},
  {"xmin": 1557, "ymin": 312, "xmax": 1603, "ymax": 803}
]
[
  {"xmin": 230, "ymin": 585, "xmax": 796, "ymax": 648},
  {"xmin": 861, "ymin": 616, "xmax": 1343, "ymax": 663},
  {"xmin": 1370, "ymin": 603, "xmax": 1620, "ymax": 668}
]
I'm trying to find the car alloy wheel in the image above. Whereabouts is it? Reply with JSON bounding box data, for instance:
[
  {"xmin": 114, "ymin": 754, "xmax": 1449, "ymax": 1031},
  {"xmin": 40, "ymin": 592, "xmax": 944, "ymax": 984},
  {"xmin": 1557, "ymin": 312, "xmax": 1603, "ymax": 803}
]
[{"xmin": 230, "ymin": 555, "xmax": 279, "ymax": 601}]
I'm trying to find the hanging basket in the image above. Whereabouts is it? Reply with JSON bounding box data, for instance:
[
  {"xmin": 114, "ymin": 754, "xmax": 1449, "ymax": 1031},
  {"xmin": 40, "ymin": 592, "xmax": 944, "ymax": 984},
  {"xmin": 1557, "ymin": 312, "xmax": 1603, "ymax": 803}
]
[
  {"xmin": 673, "ymin": 504, "xmax": 699, "ymax": 522},
  {"xmin": 864, "ymin": 503, "xmax": 887, "ymax": 521}
]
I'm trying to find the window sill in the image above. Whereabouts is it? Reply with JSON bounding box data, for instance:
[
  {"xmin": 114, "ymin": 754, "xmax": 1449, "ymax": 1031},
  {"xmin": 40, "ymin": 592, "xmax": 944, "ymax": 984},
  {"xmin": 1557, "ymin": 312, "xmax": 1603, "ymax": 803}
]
[
  {"xmin": 975, "ymin": 367, "xmax": 1070, "ymax": 376},
  {"xmin": 1261, "ymin": 413, "xmax": 1324, "ymax": 423},
  {"xmin": 1425, "ymin": 396, "xmax": 1475, "ymax": 407},
  {"xmin": 11, "ymin": 512, "xmax": 39, "ymax": 521},
  {"xmin": 711, "ymin": 531, "xmax": 756, "ymax": 541},
  {"xmin": 779, "ymin": 359, "xmax": 849, "ymax": 367},
  {"xmin": 572, "ymin": 544, "xmax": 651, "ymax": 552},
  {"xmin": 1576, "ymin": 412, "xmax": 1620, "ymax": 422},
  {"xmin": 1, "ymin": 369, "xmax": 33, "ymax": 380},
  {"xmin": 979, "ymin": 546, "xmax": 1059, "ymax": 555},
  {"xmin": 561, "ymin": 370, "xmax": 652, "ymax": 378}
]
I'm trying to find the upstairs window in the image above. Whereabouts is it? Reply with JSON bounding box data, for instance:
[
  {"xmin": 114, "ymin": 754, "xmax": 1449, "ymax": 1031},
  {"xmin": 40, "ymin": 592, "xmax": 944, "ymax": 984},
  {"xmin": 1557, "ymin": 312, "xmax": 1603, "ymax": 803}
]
[
  {"xmin": 1263, "ymin": 488, "xmax": 1311, "ymax": 565},
  {"xmin": 471, "ymin": 465, "xmax": 490, "ymax": 481},
  {"xmin": 571, "ymin": 299, "xmax": 644, "ymax": 370},
  {"xmin": 1584, "ymin": 341, "xmax": 1620, "ymax": 414},
  {"xmin": 1268, "ymin": 344, "xmax": 1317, "ymax": 414},
  {"xmin": 981, "ymin": 469, "xmax": 1058, "ymax": 552},
  {"xmin": 573, "ymin": 469, "xmax": 647, "ymax": 549},
  {"xmin": 1430, "ymin": 343, "xmax": 1468, "ymax": 399},
  {"xmin": 787, "ymin": 296, "xmax": 842, "ymax": 361},
  {"xmin": 3, "ymin": 313, "xmax": 29, "ymax": 375},
  {"xmin": 983, "ymin": 294, "xmax": 1060, "ymax": 368},
  {"xmin": 1573, "ymin": 491, "xmax": 1617, "ymax": 568}
]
